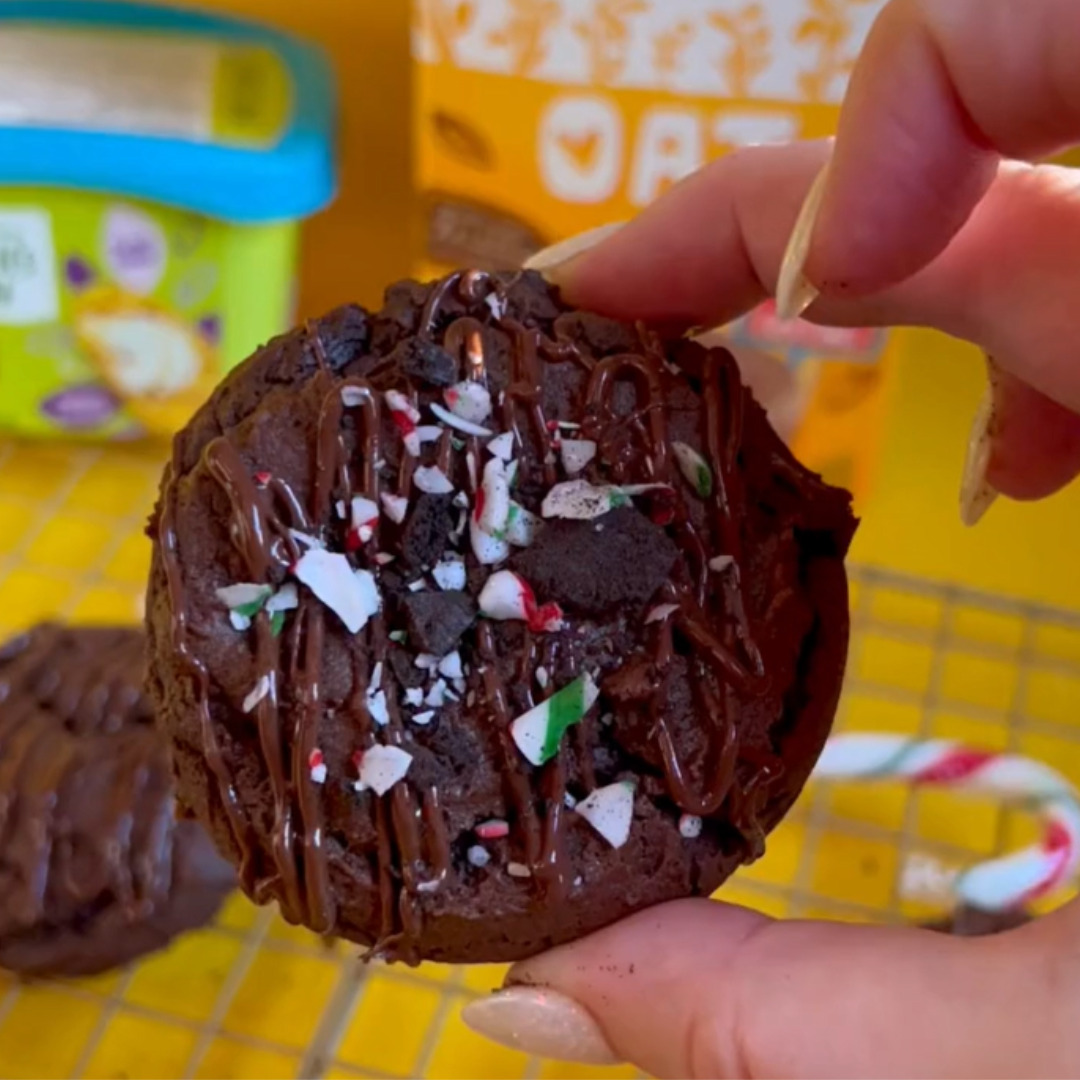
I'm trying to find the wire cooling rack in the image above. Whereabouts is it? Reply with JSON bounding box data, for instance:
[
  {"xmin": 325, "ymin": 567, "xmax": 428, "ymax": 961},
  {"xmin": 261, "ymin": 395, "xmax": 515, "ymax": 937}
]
[{"xmin": 1, "ymin": 436, "xmax": 1080, "ymax": 1080}]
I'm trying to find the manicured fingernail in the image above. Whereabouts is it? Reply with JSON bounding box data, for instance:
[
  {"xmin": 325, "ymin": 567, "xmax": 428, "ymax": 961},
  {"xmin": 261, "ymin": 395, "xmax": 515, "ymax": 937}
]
[
  {"xmin": 959, "ymin": 379, "xmax": 998, "ymax": 527},
  {"xmin": 776, "ymin": 163, "xmax": 830, "ymax": 321},
  {"xmin": 462, "ymin": 986, "xmax": 621, "ymax": 1065},
  {"xmin": 523, "ymin": 222, "xmax": 625, "ymax": 277}
]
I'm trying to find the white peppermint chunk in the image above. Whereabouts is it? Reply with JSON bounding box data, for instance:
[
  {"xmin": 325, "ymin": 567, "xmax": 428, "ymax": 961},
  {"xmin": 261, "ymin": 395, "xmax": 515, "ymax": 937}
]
[
  {"xmin": 560, "ymin": 438, "xmax": 597, "ymax": 475},
  {"xmin": 486, "ymin": 431, "xmax": 515, "ymax": 461},
  {"xmin": 293, "ymin": 549, "xmax": 381, "ymax": 634},
  {"xmin": 366, "ymin": 689, "xmax": 390, "ymax": 727},
  {"xmin": 380, "ymin": 492, "xmax": 409, "ymax": 523},
  {"xmin": 432, "ymin": 557, "xmax": 467, "ymax": 591},
  {"xmin": 413, "ymin": 465, "xmax": 455, "ymax": 495},
  {"xmin": 445, "ymin": 380, "xmax": 493, "ymax": 424},
  {"xmin": 438, "ymin": 651, "xmax": 464, "ymax": 679},
  {"xmin": 355, "ymin": 745, "xmax": 412, "ymax": 795},
  {"xmin": 576, "ymin": 782, "xmax": 635, "ymax": 849},
  {"xmin": 216, "ymin": 583, "xmax": 271, "ymax": 610}
]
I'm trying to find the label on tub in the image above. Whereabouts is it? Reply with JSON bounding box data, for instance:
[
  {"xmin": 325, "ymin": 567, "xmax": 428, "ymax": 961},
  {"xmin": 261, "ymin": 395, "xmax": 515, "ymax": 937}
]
[
  {"xmin": 0, "ymin": 209, "xmax": 60, "ymax": 325},
  {"xmin": 0, "ymin": 27, "xmax": 290, "ymax": 147}
]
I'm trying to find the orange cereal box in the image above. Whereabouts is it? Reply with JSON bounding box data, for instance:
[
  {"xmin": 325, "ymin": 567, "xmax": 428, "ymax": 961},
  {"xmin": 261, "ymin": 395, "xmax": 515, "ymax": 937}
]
[{"xmin": 412, "ymin": 0, "xmax": 893, "ymax": 504}]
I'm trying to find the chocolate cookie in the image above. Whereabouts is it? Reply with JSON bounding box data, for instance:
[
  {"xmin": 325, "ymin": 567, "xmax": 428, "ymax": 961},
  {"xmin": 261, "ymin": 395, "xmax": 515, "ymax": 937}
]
[
  {"xmin": 146, "ymin": 270, "xmax": 856, "ymax": 964},
  {"xmin": 0, "ymin": 624, "xmax": 234, "ymax": 976}
]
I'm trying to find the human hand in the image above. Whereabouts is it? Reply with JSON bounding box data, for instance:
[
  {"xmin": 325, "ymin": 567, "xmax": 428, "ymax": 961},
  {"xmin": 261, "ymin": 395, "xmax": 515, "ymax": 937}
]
[{"xmin": 462, "ymin": 1, "xmax": 1080, "ymax": 1074}]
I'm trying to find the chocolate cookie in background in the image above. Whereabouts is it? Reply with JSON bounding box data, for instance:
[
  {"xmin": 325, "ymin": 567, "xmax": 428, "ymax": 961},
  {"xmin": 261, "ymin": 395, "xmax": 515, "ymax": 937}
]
[
  {"xmin": 926, "ymin": 904, "xmax": 1034, "ymax": 937},
  {"xmin": 146, "ymin": 269, "xmax": 856, "ymax": 964},
  {"xmin": 0, "ymin": 624, "xmax": 234, "ymax": 977}
]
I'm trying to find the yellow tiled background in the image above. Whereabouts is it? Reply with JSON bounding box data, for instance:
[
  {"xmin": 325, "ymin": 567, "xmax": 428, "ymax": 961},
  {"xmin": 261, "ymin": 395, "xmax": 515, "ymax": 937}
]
[{"xmin": 2, "ymin": 428, "xmax": 1080, "ymax": 1079}]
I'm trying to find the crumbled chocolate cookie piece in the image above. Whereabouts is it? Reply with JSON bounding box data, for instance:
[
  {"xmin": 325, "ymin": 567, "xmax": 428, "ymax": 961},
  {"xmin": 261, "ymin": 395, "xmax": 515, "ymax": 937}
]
[
  {"xmin": 514, "ymin": 507, "xmax": 679, "ymax": 616},
  {"xmin": 390, "ymin": 337, "xmax": 459, "ymax": 388},
  {"xmin": 402, "ymin": 590, "xmax": 476, "ymax": 656},
  {"xmin": 400, "ymin": 493, "xmax": 456, "ymax": 571}
]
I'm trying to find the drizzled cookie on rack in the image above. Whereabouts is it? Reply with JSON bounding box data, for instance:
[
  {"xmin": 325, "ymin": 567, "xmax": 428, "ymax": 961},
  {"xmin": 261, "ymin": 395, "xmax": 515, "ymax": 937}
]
[{"xmin": 146, "ymin": 270, "xmax": 856, "ymax": 963}]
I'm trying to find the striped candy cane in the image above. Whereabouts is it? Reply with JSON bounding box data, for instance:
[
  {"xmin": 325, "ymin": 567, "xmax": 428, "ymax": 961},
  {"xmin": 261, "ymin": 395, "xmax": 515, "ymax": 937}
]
[{"xmin": 813, "ymin": 734, "xmax": 1080, "ymax": 911}]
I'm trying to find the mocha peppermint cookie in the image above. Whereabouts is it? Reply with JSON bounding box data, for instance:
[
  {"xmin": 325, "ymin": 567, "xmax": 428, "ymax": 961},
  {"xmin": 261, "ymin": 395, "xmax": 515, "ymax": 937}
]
[
  {"xmin": 146, "ymin": 270, "xmax": 856, "ymax": 964},
  {"xmin": 0, "ymin": 624, "xmax": 233, "ymax": 976}
]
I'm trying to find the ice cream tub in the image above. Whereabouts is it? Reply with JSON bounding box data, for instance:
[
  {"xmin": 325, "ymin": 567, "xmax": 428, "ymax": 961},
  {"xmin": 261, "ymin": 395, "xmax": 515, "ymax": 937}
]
[{"xmin": 0, "ymin": 1, "xmax": 336, "ymax": 438}]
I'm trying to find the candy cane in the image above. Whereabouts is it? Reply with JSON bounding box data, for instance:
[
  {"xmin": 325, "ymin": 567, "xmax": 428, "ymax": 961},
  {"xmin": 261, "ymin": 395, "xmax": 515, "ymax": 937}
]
[{"xmin": 812, "ymin": 734, "xmax": 1080, "ymax": 911}]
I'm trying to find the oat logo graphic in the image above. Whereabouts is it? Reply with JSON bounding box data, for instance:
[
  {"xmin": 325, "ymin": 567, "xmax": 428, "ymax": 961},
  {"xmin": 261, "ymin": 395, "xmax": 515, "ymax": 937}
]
[
  {"xmin": 539, "ymin": 95, "xmax": 623, "ymax": 203},
  {"xmin": 0, "ymin": 210, "xmax": 59, "ymax": 326}
]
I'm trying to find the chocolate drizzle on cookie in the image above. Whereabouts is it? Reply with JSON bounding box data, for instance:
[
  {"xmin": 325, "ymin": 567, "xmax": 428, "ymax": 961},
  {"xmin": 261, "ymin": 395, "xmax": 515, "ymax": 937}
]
[{"xmin": 153, "ymin": 270, "xmax": 855, "ymax": 963}]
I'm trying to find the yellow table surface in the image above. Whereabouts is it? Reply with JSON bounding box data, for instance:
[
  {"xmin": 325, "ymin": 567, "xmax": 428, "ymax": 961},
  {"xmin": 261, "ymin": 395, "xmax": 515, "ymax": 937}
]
[{"xmin": 3, "ymin": 3, "xmax": 1080, "ymax": 1078}]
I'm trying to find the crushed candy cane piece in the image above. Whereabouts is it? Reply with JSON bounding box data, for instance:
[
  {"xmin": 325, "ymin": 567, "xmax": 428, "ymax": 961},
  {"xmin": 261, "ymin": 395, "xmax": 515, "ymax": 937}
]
[
  {"xmin": 466, "ymin": 450, "xmax": 479, "ymax": 491},
  {"xmin": 467, "ymin": 844, "xmax": 492, "ymax": 868},
  {"xmin": 375, "ymin": 552, "xmax": 396, "ymax": 566},
  {"xmin": 535, "ymin": 665, "xmax": 549, "ymax": 689},
  {"xmin": 216, "ymin": 583, "xmax": 271, "ymax": 614},
  {"xmin": 454, "ymin": 677, "xmax": 467, "ymax": 695},
  {"xmin": 266, "ymin": 584, "xmax": 299, "ymax": 614},
  {"xmin": 507, "ymin": 862, "xmax": 531, "ymax": 878},
  {"xmin": 354, "ymin": 745, "xmax": 413, "ymax": 796},
  {"xmin": 380, "ymin": 492, "xmax": 409, "ymax": 523},
  {"xmin": 672, "ymin": 442, "xmax": 713, "ymax": 498},
  {"xmin": 484, "ymin": 292, "xmax": 507, "ymax": 319},
  {"xmin": 541, "ymin": 479, "xmax": 671, "ymax": 521},
  {"xmin": 413, "ymin": 465, "xmax": 454, "ymax": 495},
  {"xmin": 293, "ymin": 550, "xmax": 381, "ymax": 634},
  {"xmin": 709, "ymin": 555, "xmax": 734, "ymax": 573},
  {"xmin": 576, "ymin": 781, "xmax": 635, "ymax": 849},
  {"xmin": 348, "ymin": 496, "xmax": 380, "ymax": 548},
  {"xmin": 416, "ymin": 424, "xmax": 443, "ymax": 444},
  {"xmin": 645, "ymin": 603, "xmax": 680, "ymax": 624},
  {"xmin": 269, "ymin": 611, "xmax": 286, "ymax": 637},
  {"xmin": 560, "ymin": 438, "xmax": 597, "ymax": 475},
  {"xmin": 486, "ymin": 431, "xmax": 515, "ymax": 461},
  {"xmin": 341, "ymin": 386, "xmax": 368, "ymax": 407},
  {"xmin": 367, "ymin": 689, "xmax": 390, "ymax": 727},
  {"xmin": 229, "ymin": 610, "xmax": 252, "ymax": 631},
  {"xmin": 426, "ymin": 679, "xmax": 449, "ymax": 707},
  {"xmin": 444, "ymin": 380, "xmax": 492, "ymax": 424},
  {"xmin": 453, "ymin": 490, "xmax": 470, "ymax": 508},
  {"xmin": 476, "ymin": 819, "xmax": 510, "ymax": 840},
  {"xmin": 415, "ymin": 653, "xmax": 441, "ymax": 670},
  {"xmin": 564, "ymin": 791, "xmax": 578, "ymax": 810},
  {"xmin": 412, "ymin": 709, "xmax": 436, "ymax": 726},
  {"xmin": 335, "ymin": 499, "xmax": 346, "ymax": 519},
  {"xmin": 242, "ymin": 674, "xmax": 273, "ymax": 714},
  {"xmin": 407, "ymin": 579, "xmax": 426, "ymax": 592},
  {"xmin": 505, "ymin": 502, "xmax": 539, "ymax": 547},
  {"xmin": 479, "ymin": 570, "xmax": 563, "ymax": 633},
  {"xmin": 388, "ymin": 629, "xmax": 407, "ymax": 643},
  {"xmin": 478, "ymin": 458, "xmax": 511, "ymax": 536},
  {"xmin": 404, "ymin": 687, "xmax": 424, "ymax": 707},
  {"xmin": 511, "ymin": 673, "xmax": 600, "ymax": 766},
  {"xmin": 470, "ymin": 517, "xmax": 510, "ymax": 565},
  {"xmin": 308, "ymin": 749, "xmax": 328, "ymax": 784},
  {"xmin": 679, "ymin": 813, "xmax": 703, "ymax": 839},
  {"xmin": 430, "ymin": 401, "xmax": 493, "ymax": 438},
  {"xmin": 254, "ymin": 470, "xmax": 272, "ymax": 486},
  {"xmin": 385, "ymin": 388, "xmax": 420, "ymax": 423},
  {"xmin": 432, "ymin": 557, "xmax": 467, "ymax": 591},
  {"xmin": 370, "ymin": 661, "xmax": 384, "ymax": 690},
  {"xmin": 505, "ymin": 460, "xmax": 519, "ymax": 489},
  {"xmin": 438, "ymin": 651, "xmax": 464, "ymax": 679}
]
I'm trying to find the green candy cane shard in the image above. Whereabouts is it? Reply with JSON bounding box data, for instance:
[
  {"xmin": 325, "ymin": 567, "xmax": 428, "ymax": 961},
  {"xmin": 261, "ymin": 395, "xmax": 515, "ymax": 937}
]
[
  {"xmin": 511, "ymin": 673, "xmax": 601, "ymax": 766},
  {"xmin": 672, "ymin": 442, "xmax": 713, "ymax": 499},
  {"xmin": 269, "ymin": 610, "xmax": 286, "ymax": 638}
]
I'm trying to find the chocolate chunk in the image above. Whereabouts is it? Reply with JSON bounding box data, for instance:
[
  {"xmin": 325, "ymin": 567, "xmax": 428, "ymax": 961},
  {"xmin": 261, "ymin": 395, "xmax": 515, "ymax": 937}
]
[
  {"xmin": 513, "ymin": 507, "xmax": 678, "ymax": 616},
  {"xmin": 402, "ymin": 591, "xmax": 476, "ymax": 656},
  {"xmin": 401, "ymin": 494, "xmax": 455, "ymax": 570},
  {"xmin": 391, "ymin": 338, "xmax": 458, "ymax": 388}
]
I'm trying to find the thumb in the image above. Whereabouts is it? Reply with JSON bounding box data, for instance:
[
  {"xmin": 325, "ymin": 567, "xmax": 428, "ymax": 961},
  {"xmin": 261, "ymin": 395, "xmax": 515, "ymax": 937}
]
[{"xmin": 464, "ymin": 897, "xmax": 1080, "ymax": 1078}]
